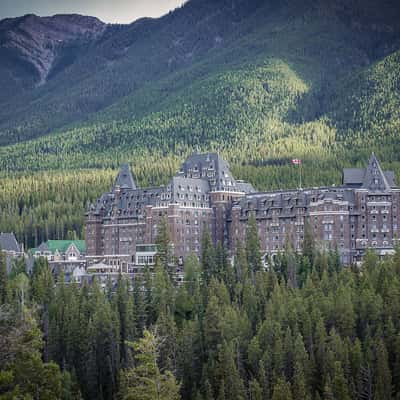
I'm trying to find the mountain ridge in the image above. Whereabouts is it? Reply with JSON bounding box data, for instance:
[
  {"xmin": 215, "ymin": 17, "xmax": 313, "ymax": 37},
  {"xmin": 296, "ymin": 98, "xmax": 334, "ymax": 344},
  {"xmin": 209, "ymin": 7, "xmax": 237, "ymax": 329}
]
[{"xmin": 0, "ymin": 0, "xmax": 399, "ymax": 178}]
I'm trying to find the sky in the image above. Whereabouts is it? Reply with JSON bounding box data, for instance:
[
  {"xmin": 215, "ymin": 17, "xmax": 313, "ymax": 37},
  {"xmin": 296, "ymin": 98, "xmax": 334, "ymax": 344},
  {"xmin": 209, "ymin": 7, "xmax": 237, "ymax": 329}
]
[{"xmin": 0, "ymin": 0, "xmax": 187, "ymax": 24}]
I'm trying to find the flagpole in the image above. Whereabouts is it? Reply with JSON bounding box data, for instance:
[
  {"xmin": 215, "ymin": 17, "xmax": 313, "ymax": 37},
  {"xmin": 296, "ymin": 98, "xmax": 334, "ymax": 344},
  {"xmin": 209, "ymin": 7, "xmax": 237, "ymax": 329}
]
[
  {"xmin": 299, "ymin": 162, "xmax": 302, "ymax": 190},
  {"xmin": 291, "ymin": 159, "xmax": 302, "ymax": 189}
]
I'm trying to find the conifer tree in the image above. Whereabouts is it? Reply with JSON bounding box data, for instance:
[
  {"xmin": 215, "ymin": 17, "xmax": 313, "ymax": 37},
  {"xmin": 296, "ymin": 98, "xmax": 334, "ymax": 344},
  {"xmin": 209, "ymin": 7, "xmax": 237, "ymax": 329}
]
[
  {"xmin": 374, "ymin": 339, "xmax": 392, "ymax": 400},
  {"xmin": 0, "ymin": 250, "xmax": 8, "ymax": 305},
  {"xmin": 85, "ymin": 285, "xmax": 119, "ymax": 400},
  {"xmin": 249, "ymin": 379, "xmax": 263, "ymax": 400},
  {"xmin": 201, "ymin": 229, "xmax": 216, "ymax": 285},
  {"xmin": 156, "ymin": 216, "xmax": 175, "ymax": 279},
  {"xmin": 245, "ymin": 214, "xmax": 263, "ymax": 282},
  {"xmin": 332, "ymin": 361, "xmax": 351, "ymax": 400},
  {"xmin": 302, "ymin": 222, "xmax": 315, "ymax": 266},
  {"xmin": 115, "ymin": 275, "xmax": 134, "ymax": 367},
  {"xmin": 119, "ymin": 330, "xmax": 181, "ymax": 400},
  {"xmin": 133, "ymin": 274, "xmax": 147, "ymax": 336},
  {"xmin": 216, "ymin": 341, "xmax": 245, "ymax": 400},
  {"xmin": 272, "ymin": 377, "xmax": 293, "ymax": 400}
]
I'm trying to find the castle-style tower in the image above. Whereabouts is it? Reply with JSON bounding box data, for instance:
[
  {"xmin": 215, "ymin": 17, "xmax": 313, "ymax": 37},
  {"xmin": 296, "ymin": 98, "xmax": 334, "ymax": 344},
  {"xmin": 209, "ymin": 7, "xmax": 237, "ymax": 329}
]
[{"xmin": 85, "ymin": 153, "xmax": 254, "ymax": 266}]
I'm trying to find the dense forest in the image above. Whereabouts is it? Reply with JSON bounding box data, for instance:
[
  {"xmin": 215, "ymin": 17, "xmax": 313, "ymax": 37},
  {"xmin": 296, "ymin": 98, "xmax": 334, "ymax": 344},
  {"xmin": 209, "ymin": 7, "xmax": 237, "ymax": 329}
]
[
  {"xmin": 1, "ymin": 0, "xmax": 400, "ymax": 247},
  {"xmin": 1, "ymin": 220, "xmax": 400, "ymax": 399}
]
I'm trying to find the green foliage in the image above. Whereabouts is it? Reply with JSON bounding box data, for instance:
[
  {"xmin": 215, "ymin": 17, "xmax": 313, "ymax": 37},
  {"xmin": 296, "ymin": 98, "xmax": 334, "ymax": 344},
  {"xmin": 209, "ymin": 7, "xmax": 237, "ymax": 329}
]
[
  {"xmin": 3, "ymin": 242, "xmax": 400, "ymax": 399},
  {"xmin": 0, "ymin": 252, "xmax": 8, "ymax": 305},
  {"xmin": 245, "ymin": 214, "xmax": 263, "ymax": 281},
  {"xmin": 119, "ymin": 330, "xmax": 181, "ymax": 400},
  {"xmin": 0, "ymin": 309, "xmax": 63, "ymax": 400},
  {"xmin": 1, "ymin": 2, "xmax": 400, "ymax": 247}
]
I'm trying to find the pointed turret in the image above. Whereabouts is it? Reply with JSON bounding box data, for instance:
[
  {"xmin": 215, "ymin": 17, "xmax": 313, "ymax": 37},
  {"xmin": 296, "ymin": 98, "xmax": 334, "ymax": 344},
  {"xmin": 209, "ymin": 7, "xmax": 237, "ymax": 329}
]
[
  {"xmin": 113, "ymin": 164, "xmax": 136, "ymax": 191},
  {"xmin": 362, "ymin": 153, "xmax": 391, "ymax": 192}
]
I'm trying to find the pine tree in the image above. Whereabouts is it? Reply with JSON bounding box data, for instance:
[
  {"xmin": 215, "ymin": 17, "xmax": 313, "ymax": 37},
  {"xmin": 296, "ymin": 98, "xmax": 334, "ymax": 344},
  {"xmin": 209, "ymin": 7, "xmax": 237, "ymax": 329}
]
[
  {"xmin": 203, "ymin": 294, "xmax": 222, "ymax": 357},
  {"xmin": 216, "ymin": 341, "xmax": 246, "ymax": 400},
  {"xmin": 0, "ymin": 250, "xmax": 8, "ymax": 304},
  {"xmin": 249, "ymin": 379, "xmax": 263, "ymax": 400},
  {"xmin": 285, "ymin": 242, "xmax": 298, "ymax": 288},
  {"xmin": 119, "ymin": 330, "xmax": 181, "ymax": 400},
  {"xmin": 31, "ymin": 258, "xmax": 54, "ymax": 362},
  {"xmin": 302, "ymin": 222, "xmax": 315, "ymax": 266},
  {"xmin": 9, "ymin": 272, "xmax": 29, "ymax": 316},
  {"xmin": 201, "ymin": 229, "xmax": 216, "ymax": 285},
  {"xmin": 272, "ymin": 377, "xmax": 293, "ymax": 400},
  {"xmin": 115, "ymin": 275, "xmax": 134, "ymax": 367},
  {"xmin": 156, "ymin": 307, "xmax": 178, "ymax": 373},
  {"xmin": 245, "ymin": 214, "xmax": 263, "ymax": 282},
  {"xmin": 374, "ymin": 339, "xmax": 392, "ymax": 400},
  {"xmin": 0, "ymin": 310, "xmax": 63, "ymax": 399},
  {"xmin": 156, "ymin": 216, "xmax": 175, "ymax": 279},
  {"xmin": 332, "ymin": 361, "xmax": 351, "ymax": 400},
  {"xmin": 358, "ymin": 364, "xmax": 373, "ymax": 400},
  {"xmin": 215, "ymin": 242, "xmax": 231, "ymax": 287},
  {"xmin": 393, "ymin": 333, "xmax": 400, "ymax": 398},
  {"xmin": 85, "ymin": 286, "xmax": 119, "ymax": 400},
  {"xmin": 133, "ymin": 274, "xmax": 147, "ymax": 336},
  {"xmin": 323, "ymin": 376, "xmax": 334, "ymax": 400}
]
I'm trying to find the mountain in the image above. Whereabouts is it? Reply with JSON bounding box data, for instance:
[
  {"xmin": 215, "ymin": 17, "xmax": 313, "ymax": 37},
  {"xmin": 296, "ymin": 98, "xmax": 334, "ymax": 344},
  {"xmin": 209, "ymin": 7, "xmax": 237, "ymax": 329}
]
[
  {"xmin": 0, "ymin": 14, "xmax": 105, "ymax": 100},
  {"xmin": 1, "ymin": 0, "xmax": 400, "ymax": 246},
  {"xmin": 0, "ymin": 0, "xmax": 399, "ymax": 151}
]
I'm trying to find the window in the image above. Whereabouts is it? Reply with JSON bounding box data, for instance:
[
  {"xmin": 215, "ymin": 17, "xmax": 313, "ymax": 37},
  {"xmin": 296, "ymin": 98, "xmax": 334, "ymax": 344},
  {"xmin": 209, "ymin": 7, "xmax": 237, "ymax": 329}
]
[
  {"xmin": 324, "ymin": 224, "xmax": 333, "ymax": 231},
  {"xmin": 324, "ymin": 232, "xmax": 333, "ymax": 241}
]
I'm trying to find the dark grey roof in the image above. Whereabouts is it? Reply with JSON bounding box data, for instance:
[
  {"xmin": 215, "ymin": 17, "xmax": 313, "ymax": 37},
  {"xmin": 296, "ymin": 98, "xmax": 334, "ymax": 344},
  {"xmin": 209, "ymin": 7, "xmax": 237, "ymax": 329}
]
[
  {"xmin": 236, "ymin": 181, "xmax": 256, "ymax": 194},
  {"xmin": 385, "ymin": 171, "xmax": 396, "ymax": 188},
  {"xmin": 0, "ymin": 233, "xmax": 21, "ymax": 252},
  {"xmin": 343, "ymin": 168, "xmax": 365, "ymax": 186},
  {"xmin": 342, "ymin": 154, "xmax": 396, "ymax": 190},
  {"xmin": 170, "ymin": 176, "xmax": 210, "ymax": 205},
  {"xmin": 113, "ymin": 164, "xmax": 136, "ymax": 190},
  {"xmin": 362, "ymin": 154, "xmax": 391, "ymax": 191},
  {"xmin": 179, "ymin": 152, "xmax": 242, "ymax": 192},
  {"xmin": 115, "ymin": 187, "xmax": 165, "ymax": 217},
  {"xmin": 234, "ymin": 187, "xmax": 355, "ymax": 213}
]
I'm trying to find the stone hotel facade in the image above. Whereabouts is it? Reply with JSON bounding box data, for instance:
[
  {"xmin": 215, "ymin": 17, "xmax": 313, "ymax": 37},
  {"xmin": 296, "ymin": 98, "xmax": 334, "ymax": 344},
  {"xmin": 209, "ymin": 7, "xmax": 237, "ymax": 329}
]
[{"xmin": 85, "ymin": 153, "xmax": 399, "ymax": 266}]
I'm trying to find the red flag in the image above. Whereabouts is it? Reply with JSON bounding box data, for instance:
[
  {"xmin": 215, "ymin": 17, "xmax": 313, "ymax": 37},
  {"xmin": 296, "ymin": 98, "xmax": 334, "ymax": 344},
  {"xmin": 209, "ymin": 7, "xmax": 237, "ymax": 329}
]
[{"xmin": 292, "ymin": 159, "xmax": 302, "ymax": 165}]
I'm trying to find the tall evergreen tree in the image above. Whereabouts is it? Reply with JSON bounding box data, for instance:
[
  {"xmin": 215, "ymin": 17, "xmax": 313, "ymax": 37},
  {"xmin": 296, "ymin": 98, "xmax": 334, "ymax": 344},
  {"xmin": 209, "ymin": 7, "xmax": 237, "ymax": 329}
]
[
  {"xmin": 245, "ymin": 214, "xmax": 263, "ymax": 282},
  {"xmin": 374, "ymin": 339, "xmax": 392, "ymax": 400},
  {"xmin": 0, "ymin": 250, "xmax": 8, "ymax": 305},
  {"xmin": 302, "ymin": 222, "xmax": 315, "ymax": 266},
  {"xmin": 119, "ymin": 330, "xmax": 181, "ymax": 400},
  {"xmin": 156, "ymin": 216, "xmax": 175, "ymax": 279},
  {"xmin": 272, "ymin": 377, "xmax": 293, "ymax": 400},
  {"xmin": 201, "ymin": 229, "xmax": 216, "ymax": 285},
  {"xmin": 332, "ymin": 361, "xmax": 351, "ymax": 400}
]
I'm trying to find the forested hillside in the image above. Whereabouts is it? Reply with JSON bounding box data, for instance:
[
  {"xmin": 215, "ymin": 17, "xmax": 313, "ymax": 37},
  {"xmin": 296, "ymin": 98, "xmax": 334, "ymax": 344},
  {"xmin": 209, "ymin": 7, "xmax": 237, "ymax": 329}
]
[
  {"xmin": 1, "ymin": 223, "xmax": 400, "ymax": 399},
  {"xmin": 1, "ymin": 0, "xmax": 400, "ymax": 246}
]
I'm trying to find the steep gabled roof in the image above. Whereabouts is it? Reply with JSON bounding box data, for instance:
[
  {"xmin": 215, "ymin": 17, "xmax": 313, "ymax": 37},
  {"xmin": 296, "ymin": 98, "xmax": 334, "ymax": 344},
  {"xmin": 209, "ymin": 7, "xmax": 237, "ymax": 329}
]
[
  {"xmin": 179, "ymin": 152, "xmax": 242, "ymax": 192},
  {"xmin": 113, "ymin": 164, "xmax": 136, "ymax": 190},
  {"xmin": 342, "ymin": 154, "xmax": 397, "ymax": 190},
  {"xmin": 0, "ymin": 233, "xmax": 21, "ymax": 252},
  {"xmin": 362, "ymin": 154, "xmax": 391, "ymax": 192}
]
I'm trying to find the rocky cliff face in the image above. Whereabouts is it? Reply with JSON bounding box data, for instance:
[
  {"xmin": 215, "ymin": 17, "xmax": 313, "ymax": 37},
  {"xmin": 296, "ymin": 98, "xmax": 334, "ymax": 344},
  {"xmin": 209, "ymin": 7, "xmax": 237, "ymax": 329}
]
[{"xmin": 0, "ymin": 14, "xmax": 106, "ymax": 88}]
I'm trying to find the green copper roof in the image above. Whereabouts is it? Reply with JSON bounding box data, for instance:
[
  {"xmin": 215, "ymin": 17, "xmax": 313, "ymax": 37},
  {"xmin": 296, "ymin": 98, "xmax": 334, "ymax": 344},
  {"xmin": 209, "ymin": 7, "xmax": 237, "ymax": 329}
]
[{"xmin": 46, "ymin": 240, "xmax": 86, "ymax": 254}]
